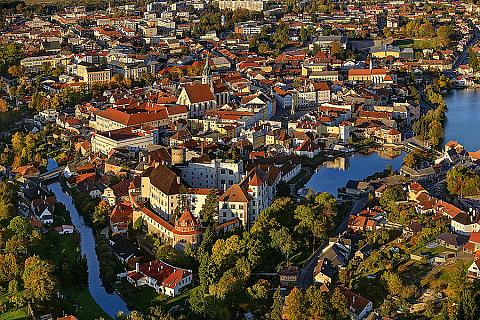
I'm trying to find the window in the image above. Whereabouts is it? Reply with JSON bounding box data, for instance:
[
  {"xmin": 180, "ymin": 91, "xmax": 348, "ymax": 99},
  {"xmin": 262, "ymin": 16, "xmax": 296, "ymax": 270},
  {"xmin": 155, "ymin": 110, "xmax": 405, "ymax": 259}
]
[
  {"xmin": 239, "ymin": 204, "xmax": 244, "ymax": 210},
  {"xmin": 231, "ymin": 204, "xmax": 236, "ymax": 209},
  {"xmin": 221, "ymin": 169, "xmax": 225, "ymax": 174}
]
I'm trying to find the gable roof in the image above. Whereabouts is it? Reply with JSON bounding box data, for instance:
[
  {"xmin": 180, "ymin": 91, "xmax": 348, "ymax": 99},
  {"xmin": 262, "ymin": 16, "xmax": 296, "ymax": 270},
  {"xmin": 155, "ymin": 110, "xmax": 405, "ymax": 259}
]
[
  {"xmin": 148, "ymin": 165, "xmax": 182, "ymax": 195},
  {"xmin": 219, "ymin": 184, "xmax": 251, "ymax": 203},
  {"xmin": 183, "ymin": 84, "xmax": 215, "ymax": 104}
]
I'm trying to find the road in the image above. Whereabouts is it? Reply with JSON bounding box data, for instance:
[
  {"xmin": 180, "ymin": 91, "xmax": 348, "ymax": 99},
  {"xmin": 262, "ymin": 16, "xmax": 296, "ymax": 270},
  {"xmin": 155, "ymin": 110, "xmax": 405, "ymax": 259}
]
[
  {"xmin": 453, "ymin": 29, "xmax": 480, "ymax": 70},
  {"xmin": 297, "ymin": 196, "xmax": 368, "ymax": 289}
]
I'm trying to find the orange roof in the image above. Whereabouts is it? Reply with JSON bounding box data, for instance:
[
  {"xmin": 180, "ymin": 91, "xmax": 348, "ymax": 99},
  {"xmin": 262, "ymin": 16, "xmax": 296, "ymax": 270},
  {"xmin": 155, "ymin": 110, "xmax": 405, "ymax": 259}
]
[
  {"xmin": 96, "ymin": 108, "xmax": 167, "ymax": 126},
  {"xmin": 249, "ymin": 173, "xmax": 263, "ymax": 187},
  {"xmin": 219, "ymin": 184, "xmax": 251, "ymax": 203}
]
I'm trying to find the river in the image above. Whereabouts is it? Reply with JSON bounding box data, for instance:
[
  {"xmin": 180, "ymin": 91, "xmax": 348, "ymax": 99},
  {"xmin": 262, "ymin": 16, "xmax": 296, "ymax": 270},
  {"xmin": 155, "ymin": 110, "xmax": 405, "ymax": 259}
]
[
  {"xmin": 46, "ymin": 159, "xmax": 129, "ymax": 318},
  {"xmin": 444, "ymin": 89, "xmax": 480, "ymax": 151},
  {"xmin": 305, "ymin": 150, "xmax": 405, "ymax": 195}
]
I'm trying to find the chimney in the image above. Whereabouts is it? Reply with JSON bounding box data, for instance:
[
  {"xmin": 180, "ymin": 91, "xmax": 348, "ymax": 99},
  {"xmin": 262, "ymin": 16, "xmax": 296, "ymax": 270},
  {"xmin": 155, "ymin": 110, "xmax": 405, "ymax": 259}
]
[{"xmin": 135, "ymin": 263, "xmax": 140, "ymax": 272}]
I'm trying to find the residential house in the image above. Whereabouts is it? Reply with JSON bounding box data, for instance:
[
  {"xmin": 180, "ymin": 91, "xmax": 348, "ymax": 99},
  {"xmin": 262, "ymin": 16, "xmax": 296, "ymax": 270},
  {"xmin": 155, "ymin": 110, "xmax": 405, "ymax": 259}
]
[{"xmin": 126, "ymin": 259, "xmax": 192, "ymax": 297}]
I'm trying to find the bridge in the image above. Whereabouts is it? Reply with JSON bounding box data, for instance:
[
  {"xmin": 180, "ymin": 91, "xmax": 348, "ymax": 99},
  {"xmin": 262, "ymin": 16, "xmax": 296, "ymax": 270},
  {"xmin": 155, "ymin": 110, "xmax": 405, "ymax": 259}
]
[{"xmin": 37, "ymin": 166, "xmax": 66, "ymax": 182}]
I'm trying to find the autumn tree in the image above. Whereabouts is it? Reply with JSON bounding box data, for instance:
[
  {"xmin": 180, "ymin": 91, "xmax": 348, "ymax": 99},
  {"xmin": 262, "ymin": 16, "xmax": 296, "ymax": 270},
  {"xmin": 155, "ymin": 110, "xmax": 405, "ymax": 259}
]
[
  {"xmin": 330, "ymin": 41, "xmax": 343, "ymax": 58},
  {"xmin": 0, "ymin": 98, "xmax": 8, "ymax": 112},
  {"xmin": 284, "ymin": 287, "xmax": 305, "ymax": 320},
  {"xmin": 0, "ymin": 253, "xmax": 18, "ymax": 283},
  {"xmin": 92, "ymin": 200, "xmax": 111, "ymax": 230},
  {"xmin": 22, "ymin": 256, "xmax": 56, "ymax": 302}
]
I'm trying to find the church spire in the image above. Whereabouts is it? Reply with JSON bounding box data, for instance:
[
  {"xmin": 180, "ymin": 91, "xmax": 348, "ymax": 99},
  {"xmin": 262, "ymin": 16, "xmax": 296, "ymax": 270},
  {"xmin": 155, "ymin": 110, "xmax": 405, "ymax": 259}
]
[{"xmin": 202, "ymin": 54, "xmax": 212, "ymax": 87}]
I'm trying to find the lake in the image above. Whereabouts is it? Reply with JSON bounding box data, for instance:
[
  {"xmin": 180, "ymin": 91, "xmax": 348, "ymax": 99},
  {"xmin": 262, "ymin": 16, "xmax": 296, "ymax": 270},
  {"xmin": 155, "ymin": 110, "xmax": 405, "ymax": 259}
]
[
  {"xmin": 305, "ymin": 150, "xmax": 405, "ymax": 195},
  {"xmin": 444, "ymin": 89, "xmax": 480, "ymax": 151}
]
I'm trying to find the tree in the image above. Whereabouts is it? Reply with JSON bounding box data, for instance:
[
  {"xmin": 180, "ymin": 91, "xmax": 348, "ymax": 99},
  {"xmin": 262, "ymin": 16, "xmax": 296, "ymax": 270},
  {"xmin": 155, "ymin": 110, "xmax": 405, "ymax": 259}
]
[
  {"xmin": 330, "ymin": 287, "xmax": 349, "ymax": 318},
  {"xmin": 0, "ymin": 98, "xmax": 8, "ymax": 112},
  {"xmin": 8, "ymin": 216, "xmax": 32, "ymax": 238},
  {"xmin": 7, "ymin": 65, "xmax": 23, "ymax": 78},
  {"xmin": 379, "ymin": 185, "xmax": 406, "ymax": 212},
  {"xmin": 0, "ymin": 253, "xmax": 18, "ymax": 283},
  {"xmin": 92, "ymin": 200, "xmax": 111, "ymax": 230},
  {"xmin": 271, "ymin": 287, "xmax": 283, "ymax": 320},
  {"xmin": 272, "ymin": 22, "xmax": 289, "ymax": 50},
  {"xmin": 247, "ymin": 279, "xmax": 270, "ymax": 314},
  {"xmin": 0, "ymin": 199, "xmax": 15, "ymax": 225},
  {"xmin": 447, "ymin": 166, "xmax": 480, "ymax": 197},
  {"xmin": 276, "ymin": 180, "xmax": 291, "ymax": 197},
  {"xmin": 403, "ymin": 151, "xmax": 426, "ymax": 168},
  {"xmin": 284, "ymin": 287, "xmax": 306, "ymax": 320},
  {"xmin": 270, "ymin": 227, "xmax": 296, "ymax": 263},
  {"xmin": 154, "ymin": 242, "xmax": 181, "ymax": 266},
  {"xmin": 127, "ymin": 311, "xmax": 145, "ymax": 320},
  {"xmin": 22, "ymin": 256, "xmax": 56, "ymax": 302},
  {"xmin": 330, "ymin": 41, "xmax": 343, "ymax": 58},
  {"xmin": 299, "ymin": 27, "xmax": 308, "ymax": 42},
  {"xmin": 199, "ymin": 189, "xmax": 219, "ymax": 224}
]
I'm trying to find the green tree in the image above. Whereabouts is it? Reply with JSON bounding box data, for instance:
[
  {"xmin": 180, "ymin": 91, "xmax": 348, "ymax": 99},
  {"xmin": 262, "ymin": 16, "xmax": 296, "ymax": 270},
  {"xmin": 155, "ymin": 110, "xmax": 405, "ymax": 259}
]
[
  {"xmin": 199, "ymin": 189, "xmax": 219, "ymax": 224},
  {"xmin": 271, "ymin": 287, "xmax": 283, "ymax": 320},
  {"xmin": 379, "ymin": 185, "xmax": 406, "ymax": 212},
  {"xmin": 330, "ymin": 287, "xmax": 349, "ymax": 318},
  {"xmin": 0, "ymin": 198, "xmax": 15, "ymax": 226},
  {"xmin": 270, "ymin": 227, "xmax": 296, "ymax": 263},
  {"xmin": 8, "ymin": 216, "xmax": 32, "ymax": 238}
]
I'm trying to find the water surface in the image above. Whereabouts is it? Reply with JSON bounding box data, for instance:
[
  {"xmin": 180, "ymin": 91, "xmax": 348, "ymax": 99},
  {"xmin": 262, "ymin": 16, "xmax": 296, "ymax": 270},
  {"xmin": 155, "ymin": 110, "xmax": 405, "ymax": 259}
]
[
  {"xmin": 46, "ymin": 160, "xmax": 129, "ymax": 318},
  {"xmin": 444, "ymin": 89, "xmax": 480, "ymax": 151},
  {"xmin": 305, "ymin": 151, "xmax": 405, "ymax": 195}
]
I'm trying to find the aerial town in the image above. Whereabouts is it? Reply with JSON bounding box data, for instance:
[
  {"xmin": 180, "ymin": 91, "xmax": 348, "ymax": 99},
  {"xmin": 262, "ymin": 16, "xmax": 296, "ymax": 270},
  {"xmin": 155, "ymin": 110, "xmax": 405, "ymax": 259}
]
[{"xmin": 2, "ymin": 0, "xmax": 480, "ymax": 319}]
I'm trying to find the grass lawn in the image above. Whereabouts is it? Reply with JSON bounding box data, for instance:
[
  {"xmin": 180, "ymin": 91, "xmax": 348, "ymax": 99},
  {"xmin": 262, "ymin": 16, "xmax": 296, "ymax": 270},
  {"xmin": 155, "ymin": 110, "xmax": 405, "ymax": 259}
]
[
  {"xmin": 0, "ymin": 293, "xmax": 29, "ymax": 320},
  {"xmin": 412, "ymin": 244, "xmax": 456, "ymax": 258},
  {"xmin": 62, "ymin": 287, "xmax": 111, "ymax": 320},
  {"xmin": 116, "ymin": 280, "xmax": 199, "ymax": 314},
  {"xmin": 161, "ymin": 286, "xmax": 199, "ymax": 311},
  {"xmin": 116, "ymin": 281, "xmax": 159, "ymax": 312}
]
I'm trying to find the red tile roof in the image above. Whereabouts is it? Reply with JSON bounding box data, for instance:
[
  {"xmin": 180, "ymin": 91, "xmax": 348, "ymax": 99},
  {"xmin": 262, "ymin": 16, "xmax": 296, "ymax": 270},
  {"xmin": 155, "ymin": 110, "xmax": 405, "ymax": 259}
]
[{"xmin": 183, "ymin": 84, "xmax": 215, "ymax": 104}]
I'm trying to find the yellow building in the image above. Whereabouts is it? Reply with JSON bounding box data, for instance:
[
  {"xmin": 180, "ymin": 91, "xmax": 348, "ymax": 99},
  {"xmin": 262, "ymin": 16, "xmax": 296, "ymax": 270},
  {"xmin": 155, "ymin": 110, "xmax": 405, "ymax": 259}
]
[
  {"xmin": 77, "ymin": 62, "xmax": 111, "ymax": 85},
  {"xmin": 21, "ymin": 55, "xmax": 66, "ymax": 73}
]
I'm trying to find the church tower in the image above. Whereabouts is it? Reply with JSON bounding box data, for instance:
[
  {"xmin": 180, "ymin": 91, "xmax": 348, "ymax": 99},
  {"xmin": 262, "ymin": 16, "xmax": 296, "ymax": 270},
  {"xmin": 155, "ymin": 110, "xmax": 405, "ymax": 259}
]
[{"xmin": 202, "ymin": 55, "xmax": 212, "ymax": 88}]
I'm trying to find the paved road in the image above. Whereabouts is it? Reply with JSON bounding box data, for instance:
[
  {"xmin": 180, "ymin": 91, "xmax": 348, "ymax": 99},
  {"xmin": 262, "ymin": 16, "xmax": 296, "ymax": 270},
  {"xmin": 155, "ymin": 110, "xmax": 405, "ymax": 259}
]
[
  {"xmin": 453, "ymin": 29, "xmax": 480, "ymax": 70},
  {"xmin": 297, "ymin": 196, "xmax": 368, "ymax": 289}
]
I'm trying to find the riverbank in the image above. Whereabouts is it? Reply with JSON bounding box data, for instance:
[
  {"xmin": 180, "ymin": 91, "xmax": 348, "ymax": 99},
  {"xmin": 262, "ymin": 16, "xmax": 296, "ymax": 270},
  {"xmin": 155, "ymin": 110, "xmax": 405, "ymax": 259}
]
[{"xmin": 48, "ymin": 182, "xmax": 130, "ymax": 318}]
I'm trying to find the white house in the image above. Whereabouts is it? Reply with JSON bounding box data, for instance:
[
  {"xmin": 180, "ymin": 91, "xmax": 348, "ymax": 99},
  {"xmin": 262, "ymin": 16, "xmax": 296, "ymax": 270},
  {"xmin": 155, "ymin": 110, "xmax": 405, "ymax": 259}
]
[{"xmin": 126, "ymin": 260, "xmax": 192, "ymax": 297}]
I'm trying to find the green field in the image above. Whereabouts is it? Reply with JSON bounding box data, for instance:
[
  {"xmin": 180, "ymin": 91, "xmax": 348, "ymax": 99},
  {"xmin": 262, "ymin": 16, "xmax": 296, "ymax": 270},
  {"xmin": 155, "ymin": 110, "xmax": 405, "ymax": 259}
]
[{"xmin": 62, "ymin": 287, "xmax": 111, "ymax": 320}]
